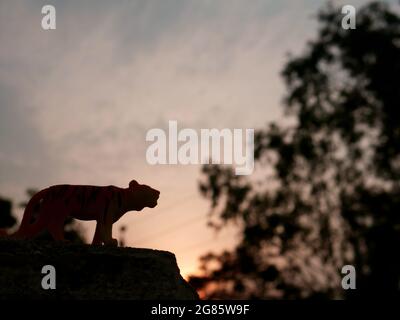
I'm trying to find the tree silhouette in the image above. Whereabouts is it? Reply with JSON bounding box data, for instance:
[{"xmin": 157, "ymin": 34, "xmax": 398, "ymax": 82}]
[
  {"xmin": 189, "ymin": 2, "xmax": 400, "ymax": 299},
  {"xmin": 0, "ymin": 197, "xmax": 17, "ymax": 235}
]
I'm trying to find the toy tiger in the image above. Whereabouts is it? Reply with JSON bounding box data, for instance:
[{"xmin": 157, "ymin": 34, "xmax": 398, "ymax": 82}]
[{"xmin": 13, "ymin": 180, "xmax": 160, "ymax": 246}]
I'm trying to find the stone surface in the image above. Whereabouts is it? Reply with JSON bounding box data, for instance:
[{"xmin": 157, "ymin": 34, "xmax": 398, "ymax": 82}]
[{"xmin": 0, "ymin": 239, "xmax": 199, "ymax": 299}]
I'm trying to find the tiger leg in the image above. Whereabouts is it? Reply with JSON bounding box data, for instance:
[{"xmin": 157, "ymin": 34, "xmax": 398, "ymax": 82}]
[
  {"xmin": 21, "ymin": 214, "xmax": 48, "ymax": 238},
  {"xmin": 103, "ymin": 203, "xmax": 118, "ymax": 246},
  {"xmin": 92, "ymin": 221, "xmax": 104, "ymax": 245},
  {"xmin": 48, "ymin": 214, "xmax": 66, "ymax": 241}
]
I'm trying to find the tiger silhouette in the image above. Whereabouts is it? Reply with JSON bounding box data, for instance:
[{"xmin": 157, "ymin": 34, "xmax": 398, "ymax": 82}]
[{"xmin": 13, "ymin": 180, "xmax": 160, "ymax": 246}]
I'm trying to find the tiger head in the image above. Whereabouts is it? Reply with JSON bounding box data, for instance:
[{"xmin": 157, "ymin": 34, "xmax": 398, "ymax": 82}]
[{"xmin": 127, "ymin": 180, "xmax": 160, "ymax": 210}]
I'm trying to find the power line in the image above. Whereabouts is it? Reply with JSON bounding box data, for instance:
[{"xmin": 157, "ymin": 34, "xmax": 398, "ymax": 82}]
[
  {"xmin": 133, "ymin": 211, "xmax": 206, "ymax": 245},
  {"xmin": 178, "ymin": 232, "xmax": 237, "ymax": 254},
  {"xmin": 125, "ymin": 193, "xmax": 198, "ymax": 227}
]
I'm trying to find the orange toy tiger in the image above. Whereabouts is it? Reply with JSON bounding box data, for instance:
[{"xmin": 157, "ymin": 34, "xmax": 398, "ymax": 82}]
[{"xmin": 13, "ymin": 180, "xmax": 160, "ymax": 246}]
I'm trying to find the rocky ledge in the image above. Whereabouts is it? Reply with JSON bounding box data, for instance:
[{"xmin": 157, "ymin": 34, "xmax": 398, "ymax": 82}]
[{"xmin": 0, "ymin": 239, "xmax": 198, "ymax": 300}]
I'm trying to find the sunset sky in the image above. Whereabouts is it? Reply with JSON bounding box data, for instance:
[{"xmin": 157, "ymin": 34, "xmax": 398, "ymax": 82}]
[{"xmin": 0, "ymin": 0, "xmax": 379, "ymax": 277}]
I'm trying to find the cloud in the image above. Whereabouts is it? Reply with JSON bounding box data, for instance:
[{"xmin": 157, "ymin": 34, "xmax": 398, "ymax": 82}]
[
  {"xmin": 0, "ymin": 0, "xmax": 336, "ymax": 207},
  {"xmin": 4, "ymin": 1, "xmax": 389, "ymax": 268},
  {"xmin": 0, "ymin": 1, "xmax": 293, "ymax": 187}
]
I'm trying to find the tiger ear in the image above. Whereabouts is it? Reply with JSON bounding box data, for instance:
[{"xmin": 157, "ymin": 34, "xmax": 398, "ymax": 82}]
[{"xmin": 129, "ymin": 180, "xmax": 139, "ymax": 189}]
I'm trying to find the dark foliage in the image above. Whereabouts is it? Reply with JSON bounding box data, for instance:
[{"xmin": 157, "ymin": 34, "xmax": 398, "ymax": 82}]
[
  {"xmin": 189, "ymin": 2, "xmax": 400, "ymax": 299},
  {"xmin": 0, "ymin": 197, "xmax": 17, "ymax": 231}
]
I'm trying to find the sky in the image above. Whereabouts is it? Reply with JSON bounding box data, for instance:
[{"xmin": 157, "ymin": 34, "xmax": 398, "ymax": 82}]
[{"xmin": 0, "ymin": 0, "xmax": 387, "ymax": 277}]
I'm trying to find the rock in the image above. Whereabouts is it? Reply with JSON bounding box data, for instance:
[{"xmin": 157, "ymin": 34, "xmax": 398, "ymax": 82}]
[{"xmin": 0, "ymin": 239, "xmax": 199, "ymax": 299}]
